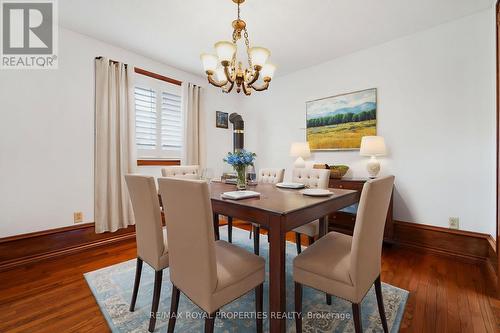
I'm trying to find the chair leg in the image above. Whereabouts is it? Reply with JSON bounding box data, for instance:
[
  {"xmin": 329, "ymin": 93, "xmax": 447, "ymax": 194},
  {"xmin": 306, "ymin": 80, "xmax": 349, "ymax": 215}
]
[
  {"xmin": 167, "ymin": 285, "xmax": 181, "ymax": 333},
  {"xmin": 294, "ymin": 282, "xmax": 303, "ymax": 333},
  {"xmin": 352, "ymin": 303, "xmax": 362, "ymax": 333},
  {"xmin": 375, "ymin": 276, "xmax": 389, "ymax": 333},
  {"xmin": 213, "ymin": 213, "xmax": 220, "ymax": 241},
  {"xmin": 204, "ymin": 310, "xmax": 219, "ymax": 333},
  {"xmin": 326, "ymin": 294, "xmax": 332, "ymax": 305},
  {"xmin": 227, "ymin": 216, "xmax": 233, "ymax": 243},
  {"xmin": 308, "ymin": 236, "xmax": 315, "ymax": 246},
  {"xmin": 148, "ymin": 270, "xmax": 163, "ymax": 332},
  {"xmin": 295, "ymin": 233, "xmax": 302, "ymax": 254},
  {"xmin": 129, "ymin": 258, "xmax": 143, "ymax": 312},
  {"xmin": 253, "ymin": 225, "xmax": 260, "ymax": 255},
  {"xmin": 255, "ymin": 283, "xmax": 263, "ymax": 333}
]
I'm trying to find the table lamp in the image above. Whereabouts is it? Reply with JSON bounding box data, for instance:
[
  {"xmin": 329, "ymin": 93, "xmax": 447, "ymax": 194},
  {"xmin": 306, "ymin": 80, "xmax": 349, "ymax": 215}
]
[
  {"xmin": 290, "ymin": 142, "xmax": 311, "ymax": 168},
  {"xmin": 360, "ymin": 136, "xmax": 387, "ymax": 178}
]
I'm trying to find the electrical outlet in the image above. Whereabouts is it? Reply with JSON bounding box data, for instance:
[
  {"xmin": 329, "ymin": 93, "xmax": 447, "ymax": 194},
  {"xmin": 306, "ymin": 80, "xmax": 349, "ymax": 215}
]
[
  {"xmin": 449, "ymin": 217, "xmax": 459, "ymax": 230},
  {"xmin": 74, "ymin": 211, "xmax": 83, "ymax": 223}
]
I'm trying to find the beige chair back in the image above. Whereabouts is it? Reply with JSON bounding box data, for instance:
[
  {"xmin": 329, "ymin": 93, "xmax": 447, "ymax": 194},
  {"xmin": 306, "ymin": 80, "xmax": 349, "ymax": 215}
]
[
  {"xmin": 350, "ymin": 176, "xmax": 394, "ymax": 291},
  {"xmin": 258, "ymin": 168, "xmax": 285, "ymax": 184},
  {"xmin": 124, "ymin": 175, "xmax": 165, "ymax": 269},
  {"xmin": 292, "ymin": 168, "xmax": 330, "ymax": 189},
  {"xmin": 161, "ymin": 165, "xmax": 200, "ymax": 179},
  {"xmin": 157, "ymin": 178, "xmax": 218, "ymax": 304}
]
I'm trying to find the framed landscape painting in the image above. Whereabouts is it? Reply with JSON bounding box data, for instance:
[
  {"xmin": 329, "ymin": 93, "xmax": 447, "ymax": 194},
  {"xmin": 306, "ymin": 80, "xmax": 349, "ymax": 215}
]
[{"xmin": 306, "ymin": 88, "xmax": 377, "ymax": 150}]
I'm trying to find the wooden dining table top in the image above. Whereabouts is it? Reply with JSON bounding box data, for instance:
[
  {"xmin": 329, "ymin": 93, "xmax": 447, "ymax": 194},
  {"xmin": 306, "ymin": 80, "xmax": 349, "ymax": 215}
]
[
  {"xmin": 209, "ymin": 182, "xmax": 357, "ymax": 215},
  {"xmin": 209, "ymin": 181, "xmax": 360, "ymax": 332}
]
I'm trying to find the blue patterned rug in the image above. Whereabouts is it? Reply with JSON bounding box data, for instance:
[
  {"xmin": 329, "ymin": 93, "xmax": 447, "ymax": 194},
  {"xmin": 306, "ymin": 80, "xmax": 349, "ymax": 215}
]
[{"xmin": 84, "ymin": 226, "xmax": 408, "ymax": 332}]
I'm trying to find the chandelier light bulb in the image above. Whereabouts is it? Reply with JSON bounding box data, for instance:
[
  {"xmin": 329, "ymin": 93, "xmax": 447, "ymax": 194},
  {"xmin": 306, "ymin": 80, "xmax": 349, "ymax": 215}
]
[
  {"xmin": 215, "ymin": 67, "xmax": 226, "ymax": 82},
  {"xmin": 214, "ymin": 41, "xmax": 236, "ymax": 63},
  {"xmin": 200, "ymin": 53, "xmax": 218, "ymax": 72},
  {"xmin": 260, "ymin": 63, "xmax": 276, "ymax": 79},
  {"xmin": 249, "ymin": 47, "xmax": 270, "ymax": 68}
]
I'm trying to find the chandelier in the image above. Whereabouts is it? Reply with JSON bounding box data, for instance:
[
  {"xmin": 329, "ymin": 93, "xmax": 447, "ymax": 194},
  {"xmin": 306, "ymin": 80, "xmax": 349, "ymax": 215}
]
[{"xmin": 200, "ymin": 0, "xmax": 276, "ymax": 95}]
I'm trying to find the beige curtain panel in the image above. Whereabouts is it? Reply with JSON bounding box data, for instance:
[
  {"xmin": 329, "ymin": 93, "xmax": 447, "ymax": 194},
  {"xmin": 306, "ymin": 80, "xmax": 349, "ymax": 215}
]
[
  {"xmin": 183, "ymin": 83, "xmax": 204, "ymax": 166},
  {"xmin": 94, "ymin": 57, "xmax": 136, "ymax": 233}
]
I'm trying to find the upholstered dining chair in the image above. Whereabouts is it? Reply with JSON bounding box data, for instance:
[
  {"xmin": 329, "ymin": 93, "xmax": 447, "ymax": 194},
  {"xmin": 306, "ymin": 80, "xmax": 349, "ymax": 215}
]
[
  {"xmin": 250, "ymin": 168, "xmax": 285, "ymax": 255},
  {"xmin": 162, "ymin": 165, "xmax": 234, "ymax": 244},
  {"xmin": 293, "ymin": 176, "xmax": 395, "ymax": 333},
  {"xmin": 160, "ymin": 165, "xmax": 200, "ymax": 216},
  {"xmin": 291, "ymin": 168, "xmax": 331, "ymax": 254},
  {"xmin": 258, "ymin": 168, "xmax": 285, "ymax": 184},
  {"xmin": 161, "ymin": 165, "xmax": 200, "ymax": 179},
  {"xmin": 158, "ymin": 178, "xmax": 265, "ymax": 333},
  {"xmin": 160, "ymin": 165, "xmax": 201, "ymax": 224},
  {"xmin": 124, "ymin": 175, "xmax": 169, "ymax": 332}
]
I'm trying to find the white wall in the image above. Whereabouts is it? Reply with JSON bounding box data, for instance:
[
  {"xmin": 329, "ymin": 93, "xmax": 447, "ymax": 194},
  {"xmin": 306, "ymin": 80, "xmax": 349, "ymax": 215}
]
[
  {"xmin": 241, "ymin": 10, "xmax": 496, "ymax": 236},
  {"xmin": 1, "ymin": 9, "xmax": 496, "ymax": 238},
  {"xmin": 0, "ymin": 27, "xmax": 238, "ymax": 237}
]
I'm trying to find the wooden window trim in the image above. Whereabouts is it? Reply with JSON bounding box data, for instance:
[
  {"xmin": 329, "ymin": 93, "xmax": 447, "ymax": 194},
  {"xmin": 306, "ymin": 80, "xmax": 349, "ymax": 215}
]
[
  {"xmin": 137, "ymin": 159, "xmax": 181, "ymax": 166},
  {"xmin": 134, "ymin": 67, "xmax": 182, "ymax": 86}
]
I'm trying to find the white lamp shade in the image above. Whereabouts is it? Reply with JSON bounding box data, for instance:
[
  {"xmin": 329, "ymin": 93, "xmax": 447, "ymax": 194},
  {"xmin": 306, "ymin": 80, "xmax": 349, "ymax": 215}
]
[
  {"xmin": 214, "ymin": 67, "xmax": 226, "ymax": 82},
  {"xmin": 200, "ymin": 53, "xmax": 218, "ymax": 72},
  {"xmin": 360, "ymin": 136, "xmax": 387, "ymax": 156},
  {"xmin": 249, "ymin": 47, "xmax": 270, "ymax": 67},
  {"xmin": 260, "ymin": 63, "xmax": 276, "ymax": 79},
  {"xmin": 214, "ymin": 41, "xmax": 236, "ymax": 62},
  {"xmin": 290, "ymin": 142, "xmax": 311, "ymax": 158}
]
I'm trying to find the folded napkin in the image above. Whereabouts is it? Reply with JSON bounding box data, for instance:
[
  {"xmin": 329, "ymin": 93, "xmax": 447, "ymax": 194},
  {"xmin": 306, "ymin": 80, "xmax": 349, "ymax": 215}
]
[{"xmin": 221, "ymin": 190, "xmax": 261, "ymax": 200}]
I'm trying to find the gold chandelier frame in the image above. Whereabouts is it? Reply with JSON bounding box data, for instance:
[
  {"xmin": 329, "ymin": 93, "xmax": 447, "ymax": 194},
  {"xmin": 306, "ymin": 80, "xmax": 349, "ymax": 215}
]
[{"xmin": 201, "ymin": 0, "xmax": 275, "ymax": 95}]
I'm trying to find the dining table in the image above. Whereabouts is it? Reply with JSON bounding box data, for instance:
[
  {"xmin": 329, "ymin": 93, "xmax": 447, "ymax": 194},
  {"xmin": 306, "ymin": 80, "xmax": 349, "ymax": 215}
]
[{"xmin": 210, "ymin": 182, "xmax": 359, "ymax": 333}]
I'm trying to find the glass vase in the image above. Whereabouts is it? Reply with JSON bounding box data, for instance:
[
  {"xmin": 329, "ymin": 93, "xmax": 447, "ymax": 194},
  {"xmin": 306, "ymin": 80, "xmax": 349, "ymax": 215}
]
[{"xmin": 236, "ymin": 167, "xmax": 247, "ymax": 190}]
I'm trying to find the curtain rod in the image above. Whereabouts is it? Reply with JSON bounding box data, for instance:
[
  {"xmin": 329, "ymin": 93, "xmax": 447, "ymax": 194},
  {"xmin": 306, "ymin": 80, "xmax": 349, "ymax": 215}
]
[
  {"xmin": 95, "ymin": 57, "xmax": 182, "ymax": 86},
  {"xmin": 95, "ymin": 56, "xmax": 127, "ymax": 67}
]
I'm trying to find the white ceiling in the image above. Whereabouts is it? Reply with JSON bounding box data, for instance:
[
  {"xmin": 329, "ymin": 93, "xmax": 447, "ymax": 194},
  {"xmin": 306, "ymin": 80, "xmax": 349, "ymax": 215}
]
[{"xmin": 59, "ymin": 0, "xmax": 494, "ymax": 77}]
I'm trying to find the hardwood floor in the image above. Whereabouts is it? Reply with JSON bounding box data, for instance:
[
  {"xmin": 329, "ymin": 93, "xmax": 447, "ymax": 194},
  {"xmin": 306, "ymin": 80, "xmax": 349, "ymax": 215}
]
[{"xmin": 0, "ymin": 226, "xmax": 499, "ymax": 332}]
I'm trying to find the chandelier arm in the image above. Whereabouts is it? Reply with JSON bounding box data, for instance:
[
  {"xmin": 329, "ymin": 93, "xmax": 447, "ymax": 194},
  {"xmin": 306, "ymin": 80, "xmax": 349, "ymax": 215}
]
[
  {"xmin": 207, "ymin": 72, "xmax": 228, "ymax": 88},
  {"xmin": 241, "ymin": 82, "xmax": 252, "ymax": 96},
  {"xmin": 246, "ymin": 67, "xmax": 260, "ymax": 86},
  {"xmin": 223, "ymin": 64, "xmax": 235, "ymax": 84},
  {"xmin": 224, "ymin": 80, "xmax": 235, "ymax": 93},
  {"xmin": 251, "ymin": 79, "xmax": 271, "ymax": 92}
]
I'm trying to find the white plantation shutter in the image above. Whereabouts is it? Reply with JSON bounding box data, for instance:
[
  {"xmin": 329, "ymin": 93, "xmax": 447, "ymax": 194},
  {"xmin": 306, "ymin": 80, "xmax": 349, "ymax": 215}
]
[
  {"xmin": 134, "ymin": 75, "xmax": 183, "ymax": 159},
  {"xmin": 134, "ymin": 87, "xmax": 157, "ymax": 150},
  {"xmin": 161, "ymin": 92, "xmax": 182, "ymax": 151}
]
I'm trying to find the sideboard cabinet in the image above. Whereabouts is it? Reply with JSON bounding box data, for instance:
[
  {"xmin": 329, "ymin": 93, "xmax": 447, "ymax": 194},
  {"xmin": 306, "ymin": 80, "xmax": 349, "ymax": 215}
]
[{"xmin": 328, "ymin": 178, "xmax": 394, "ymax": 242}]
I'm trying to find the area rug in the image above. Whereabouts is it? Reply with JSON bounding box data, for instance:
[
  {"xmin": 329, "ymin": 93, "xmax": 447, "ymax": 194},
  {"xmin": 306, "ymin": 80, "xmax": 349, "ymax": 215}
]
[{"xmin": 85, "ymin": 226, "xmax": 408, "ymax": 332}]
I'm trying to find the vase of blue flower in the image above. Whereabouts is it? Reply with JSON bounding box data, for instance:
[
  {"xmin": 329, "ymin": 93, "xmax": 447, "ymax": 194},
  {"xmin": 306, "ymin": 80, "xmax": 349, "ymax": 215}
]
[{"xmin": 224, "ymin": 150, "xmax": 256, "ymax": 190}]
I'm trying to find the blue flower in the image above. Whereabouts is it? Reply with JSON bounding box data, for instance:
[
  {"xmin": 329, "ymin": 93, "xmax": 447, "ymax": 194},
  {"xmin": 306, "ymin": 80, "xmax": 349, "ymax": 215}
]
[{"xmin": 223, "ymin": 150, "xmax": 256, "ymax": 168}]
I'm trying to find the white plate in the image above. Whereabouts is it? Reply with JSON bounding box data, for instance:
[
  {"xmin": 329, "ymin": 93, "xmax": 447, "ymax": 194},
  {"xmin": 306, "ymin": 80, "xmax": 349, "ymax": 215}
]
[
  {"xmin": 300, "ymin": 189, "xmax": 333, "ymax": 197},
  {"xmin": 276, "ymin": 182, "xmax": 305, "ymax": 189}
]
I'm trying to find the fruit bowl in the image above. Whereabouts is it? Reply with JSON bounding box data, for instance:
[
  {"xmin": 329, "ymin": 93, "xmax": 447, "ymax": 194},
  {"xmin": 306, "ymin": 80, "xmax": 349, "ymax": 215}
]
[{"xmin": 329, "ymin": 165, "xmax": 349, "ymax": 179}]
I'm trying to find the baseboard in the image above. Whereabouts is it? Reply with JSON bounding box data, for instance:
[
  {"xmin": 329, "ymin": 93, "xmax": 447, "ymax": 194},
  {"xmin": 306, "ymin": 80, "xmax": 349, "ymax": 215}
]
[
  {"xmin": 1, "ymin": 219, "xmax": 496, "ymax": 274},
  {"xmin": 393, "ymin": 220, "xmax": 495, "ymax": 264},
  {"xmin": 0, "ymin": 223, "xmax": 136, "ymax": 272},
  {"xmin": 487, "ymin": 235, "xmax": 498, "ymax": 269}
]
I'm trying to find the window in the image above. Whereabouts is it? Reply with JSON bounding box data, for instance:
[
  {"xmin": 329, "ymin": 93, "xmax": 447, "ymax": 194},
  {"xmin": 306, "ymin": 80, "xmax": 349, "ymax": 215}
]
[{"xmin": 134, "ymin": 73, "xmax": 182, "ymax": 159}]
